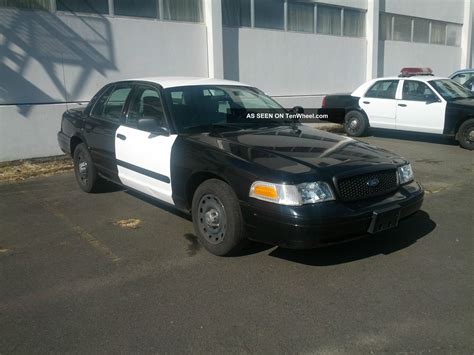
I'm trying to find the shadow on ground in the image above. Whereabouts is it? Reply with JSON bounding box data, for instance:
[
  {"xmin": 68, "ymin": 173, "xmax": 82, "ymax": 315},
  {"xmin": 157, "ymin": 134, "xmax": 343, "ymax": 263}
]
[
  {"xmin": 114, "ymin": 185, "xmax": 435, "ymax": 264},
  {"xmin": 370, "ymin": 129, "xmax": 458, "ymax": 146},
  {"xmin": 125, "ymin": 189, "xmax": 192, "ymax": 221},
  {"xmin": 268, "ymin": 210, "xmax": 435, "ymax": 266}
]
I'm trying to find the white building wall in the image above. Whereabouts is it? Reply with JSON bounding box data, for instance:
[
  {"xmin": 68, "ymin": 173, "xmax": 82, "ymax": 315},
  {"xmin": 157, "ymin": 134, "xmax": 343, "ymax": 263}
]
[
  {"xmin": 0, "ymin": 103, "xmax": 81, "ymax": 162},
  {"xmin": 223, "ymin": 28, "xmax": 367, "ymax": 108},
  {"xmin": 472, "ymin": 32, "xmax": 474, "ymax": 67},
  {"xmin": 378, "ymin": 41, "xmax": 462, "ymax": 77},
  {"xmin": 0, "ymin": 8, "xmax": 208, "ymax": 161}
]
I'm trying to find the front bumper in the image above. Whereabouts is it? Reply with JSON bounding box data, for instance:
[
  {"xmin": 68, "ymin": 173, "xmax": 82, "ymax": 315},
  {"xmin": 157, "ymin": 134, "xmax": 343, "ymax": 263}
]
[
  {"xmin": 57, "ymin": 131, "xmax": 70, "ymax": 154},
  {"xmin": 241, "ymin": 181, "xmax": 424, "ymax": 249}
]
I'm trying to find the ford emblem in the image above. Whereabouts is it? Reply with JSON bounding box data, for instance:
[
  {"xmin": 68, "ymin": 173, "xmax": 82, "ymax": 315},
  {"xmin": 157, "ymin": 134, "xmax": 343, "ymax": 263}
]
[{"xmin": 366, "ymin": 177, "xmax": 380, "ymax": 187}]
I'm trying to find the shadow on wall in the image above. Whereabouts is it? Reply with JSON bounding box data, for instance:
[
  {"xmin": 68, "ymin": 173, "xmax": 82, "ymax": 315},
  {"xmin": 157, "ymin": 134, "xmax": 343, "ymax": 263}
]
[{"xmin": 0, "ymin": 6, "xmax": 117, "ymax": 116}]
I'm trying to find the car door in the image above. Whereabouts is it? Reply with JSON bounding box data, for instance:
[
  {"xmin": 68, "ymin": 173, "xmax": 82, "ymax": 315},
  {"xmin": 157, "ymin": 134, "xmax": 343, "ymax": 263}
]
[
  {"xmin": 359, "ymin": 79, "xmax": 399, "ymax": 129},
  {"xmin": 86, "ymin": 83, "xmax": 133, "ymax": 180},
  {"xmin": 115, "ymin": 84, "xmax": 177, "ymax": 205},
  {"xmin": 396, "ymin": 80, "xmax": 446, "ymax": 134}
]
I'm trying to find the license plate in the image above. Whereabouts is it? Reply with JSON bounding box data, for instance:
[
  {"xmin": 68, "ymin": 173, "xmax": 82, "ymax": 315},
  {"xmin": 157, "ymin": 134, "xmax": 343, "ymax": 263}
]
[{"xmin": 367, "ymin": 206, "xmax": 400, "ymax": 234}]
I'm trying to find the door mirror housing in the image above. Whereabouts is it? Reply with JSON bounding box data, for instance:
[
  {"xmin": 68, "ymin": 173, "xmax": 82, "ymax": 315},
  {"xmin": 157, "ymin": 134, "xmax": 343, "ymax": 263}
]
[{"xmin": 137, "ymin": 118, "xmax": 169, "ymax": 136}]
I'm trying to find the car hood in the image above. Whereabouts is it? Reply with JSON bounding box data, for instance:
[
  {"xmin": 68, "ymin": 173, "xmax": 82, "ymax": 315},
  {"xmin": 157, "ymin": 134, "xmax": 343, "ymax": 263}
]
[
  {"xmin": 449, "ymin": 98, "xmax": 474, "ymax": 108},
  {"xmin": 188, "ymin": 125, "xmax": 406, "ymax": 178}
]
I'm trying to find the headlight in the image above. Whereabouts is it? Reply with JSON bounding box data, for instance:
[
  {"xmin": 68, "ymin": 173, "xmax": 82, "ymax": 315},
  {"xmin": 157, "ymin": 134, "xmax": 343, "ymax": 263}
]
[
  {"xmin": 249, "ymin": 181, "xmax": 335, "ymax": 206},
  {"xmin": 398, "ymin": 164, "xmax": 414, "ymax": 184}
]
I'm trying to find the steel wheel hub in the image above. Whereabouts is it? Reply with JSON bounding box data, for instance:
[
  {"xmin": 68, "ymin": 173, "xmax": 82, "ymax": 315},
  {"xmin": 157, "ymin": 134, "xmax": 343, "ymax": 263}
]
[
  {"xmin": 77, "ymin": 155, "xmax": 88, "ymax": 184},
  {"xmin": 197, "ymin": 194, "xmax": 227, "ymax": 245},
  {"xmin": 468, "ymin": 129, "xmax": 474, "ymax": 142},
  {"xmin": 349, "ymin": 118, "xmax": 359, "ymax": 130},
  {"xmin": 78, "ymin": 161, "xmax": 88, "ymax": 175},
  {"xmin": 205, "ymin": 208, "xmax": 220, "ymax": 228}
]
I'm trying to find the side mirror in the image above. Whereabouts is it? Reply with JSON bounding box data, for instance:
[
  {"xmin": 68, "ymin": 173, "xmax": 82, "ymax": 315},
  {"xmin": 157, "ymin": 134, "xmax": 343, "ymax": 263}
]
[
  {"xmin": 137, "ymin": 118, "xmax": 169, "ymax": 136},
  {"xmin": 290, "ymin": 106, "xmax": 304, "ymax": 114}
]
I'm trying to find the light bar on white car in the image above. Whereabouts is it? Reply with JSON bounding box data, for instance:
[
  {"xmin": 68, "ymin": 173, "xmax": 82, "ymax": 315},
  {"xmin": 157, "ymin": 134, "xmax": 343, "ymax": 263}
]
[{"xmin": 399, "ymin": 67, "xmax": 433, "ymax": 77}]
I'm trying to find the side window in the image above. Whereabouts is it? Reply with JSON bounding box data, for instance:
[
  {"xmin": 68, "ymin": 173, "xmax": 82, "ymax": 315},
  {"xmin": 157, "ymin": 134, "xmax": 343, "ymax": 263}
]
[
  {"xmin": 402, "ymin": 81, "xmax": 438, "ymax": 102},
  {"xmin": 90, "ymin": 85, "xmax": 114, "ymax": 118},
  {"xmin": 127, "ymin": 86, "xmax": 166, "ymax": 129},
  {"xmin": 452, "ymin": 73, "xmax": 474, "ymax": 85},
  {"xmin": 462, "ymin": 77, "xmax": 474, "ymax": 91},
  {"xmin": 91, "ymin": 84, "xmax": 132, "ymax": 122},
  {"xmin": 365, "ymin": 80, "xmax": 399, "ymax": 99}
]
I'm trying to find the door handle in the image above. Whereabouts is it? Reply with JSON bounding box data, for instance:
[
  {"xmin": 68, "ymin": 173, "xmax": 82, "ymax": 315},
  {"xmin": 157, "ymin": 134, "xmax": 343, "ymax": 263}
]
[
  {"xmin": 116, "ymin": 134, "xmax": 127, "ymax": 141},
  {"xmin": 363, "ymin": 101, "xmax": 371, "ymax": 104},
  {"xmin": 398, "ymin": 104, "xmax": 407, "ymax": 107}
]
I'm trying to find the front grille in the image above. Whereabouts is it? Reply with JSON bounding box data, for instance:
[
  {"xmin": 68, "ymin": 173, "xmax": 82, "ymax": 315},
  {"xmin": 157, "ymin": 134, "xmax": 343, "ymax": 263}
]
[{"xmin": 337, "ymin": 169, "xmax": 399, "ymax": 202}]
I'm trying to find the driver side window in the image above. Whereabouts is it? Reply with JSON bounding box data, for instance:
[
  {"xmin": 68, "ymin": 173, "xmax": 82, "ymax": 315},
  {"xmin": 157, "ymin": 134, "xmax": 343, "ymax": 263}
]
[
  {"xmin": 91, "ymin": 84, "xmax": 132, "ymax": 122},
  {"xmin": 127, "ymin": 85, "xmax": 166, "ymax": 130},
  {"xmin": 402, "ymin": 81, "xmax": 438, "ymax": 102}
]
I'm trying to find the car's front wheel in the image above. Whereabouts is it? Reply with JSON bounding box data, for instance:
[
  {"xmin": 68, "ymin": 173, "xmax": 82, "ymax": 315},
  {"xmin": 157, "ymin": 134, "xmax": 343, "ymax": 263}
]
[
  {"xmin": 344, "ymin": 110, "xmax": 369, "ymax": 137},
  {"xmin": 192, "ymin": 179, "xmax": 247, "ymax": 256},
  {"xmin": 73, "ymin": 143, "xmax": 101, "ymax": 192},
  {"xmin": 458, "ymin": 119, "xmax": 474, "ymax": 150}
]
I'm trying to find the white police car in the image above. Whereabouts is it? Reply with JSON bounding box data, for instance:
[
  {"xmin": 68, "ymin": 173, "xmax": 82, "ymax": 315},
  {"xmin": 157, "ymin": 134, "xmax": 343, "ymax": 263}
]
[{"xmin": 323, "ymin": 68, "xmax": 474, "ymax": 150}]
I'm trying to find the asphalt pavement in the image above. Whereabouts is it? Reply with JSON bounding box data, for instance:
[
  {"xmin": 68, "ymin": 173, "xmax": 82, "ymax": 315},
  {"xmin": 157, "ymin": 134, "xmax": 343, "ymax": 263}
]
[{"xmin": 1, "ymin": 130, "xmax": 473, "ymax": 354}]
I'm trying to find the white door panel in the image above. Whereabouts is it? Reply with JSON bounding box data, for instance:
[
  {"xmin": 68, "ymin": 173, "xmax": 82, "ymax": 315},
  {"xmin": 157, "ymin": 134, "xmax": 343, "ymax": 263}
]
[
  {"xmin": 395, "ymin": 100, "xmax": 446, "ymax": 134},
  {"xmin": 359, "ymin": 97, "xmax": 397, "ymax": 129},
  {"xmin": 115, "ymin": 125, "xmax": 177, "ymax": 205}
]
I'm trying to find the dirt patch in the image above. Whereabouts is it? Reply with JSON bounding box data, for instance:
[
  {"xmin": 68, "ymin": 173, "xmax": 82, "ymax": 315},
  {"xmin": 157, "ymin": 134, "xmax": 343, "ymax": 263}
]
[
  {"xmin": 0, "ymin": 246, "xmax": 10, "ymax": 253},
  {"xmin": 305, "ymin": 123, "xmax": 345, "ymax": 134},
  {"xmin": 0, "ymin": 156, "xmax": 73, "ymax": 182},
  {"xmin": 114, "ymin": 219, "xmax": 142, "ymax": 230},
  {"xmin": 423, "ymin": 182, "xmax": 451, "ymax": 195},
  {"xmin": 319, "ymin": 124, "xmax": 345, "ymax": 134}
]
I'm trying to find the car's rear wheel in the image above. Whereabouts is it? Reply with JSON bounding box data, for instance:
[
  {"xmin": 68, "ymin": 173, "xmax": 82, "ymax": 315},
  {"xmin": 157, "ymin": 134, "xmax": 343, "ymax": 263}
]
[
  {"xmin": 73, "ymin": 143, "xmax": 101, "ymax": 192},
  {"xmin": 458, "ymin": 119, "xmax": 474, "ymax": 150},
  {"xmin": 192, "ymin": 179, "xmax": 246, "ymax": 256},
  {"xmin": 344, "ymin": 110, "xmax": 369, "ymax": 137}
]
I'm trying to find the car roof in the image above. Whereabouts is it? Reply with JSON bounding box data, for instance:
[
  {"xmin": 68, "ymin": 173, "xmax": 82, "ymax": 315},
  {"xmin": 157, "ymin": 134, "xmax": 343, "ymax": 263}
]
[
  {"xmin": 450, "ymin": 68, "xmax": 474, "ymax": 76},
  {"xmin": 376, "ymin": 76, "xmax": 447, "ymax": 82},
  {"xmin": 129, "ymin": 76, "xmax": 253, "ymax": 89}
]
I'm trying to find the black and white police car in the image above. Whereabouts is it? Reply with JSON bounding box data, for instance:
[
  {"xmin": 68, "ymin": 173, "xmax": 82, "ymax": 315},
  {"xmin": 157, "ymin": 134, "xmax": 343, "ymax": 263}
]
[
  {"xmin": 322, "ymin": 68, "xmax": 474, "ymax": 150},
  {"xmin": 58, "ymin": 77, "xmax": 424, "ymax": 256}
]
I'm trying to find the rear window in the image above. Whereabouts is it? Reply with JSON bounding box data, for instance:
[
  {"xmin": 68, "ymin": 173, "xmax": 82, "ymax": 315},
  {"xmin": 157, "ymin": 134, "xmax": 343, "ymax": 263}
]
[{"xmin": 365, "ymin": 80, "xmax": 399, "ymax": 99}]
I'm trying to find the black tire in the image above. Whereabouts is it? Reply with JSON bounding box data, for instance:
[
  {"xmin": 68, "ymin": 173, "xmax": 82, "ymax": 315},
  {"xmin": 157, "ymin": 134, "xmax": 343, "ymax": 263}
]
[
  {"xmin": 344, "ymin": 110, "xmax": 369, "ymax": 137},
  {"xmin": 192, "ymin": 179, "xmax": 246, "ymax": 256},
  {"xmin": 73, "ymin": 143, "xmax": 100, "ymax": 193},
  {"xmin": 457, "ymin": 119, "xmax": 474, "ymax": 150}
]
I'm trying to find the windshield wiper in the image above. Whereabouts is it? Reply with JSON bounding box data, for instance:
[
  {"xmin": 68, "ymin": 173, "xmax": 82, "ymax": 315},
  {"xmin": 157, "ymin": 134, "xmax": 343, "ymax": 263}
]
[{"xmin": 183, "ymin": 123, "xmax": 245, "ymax": 133}]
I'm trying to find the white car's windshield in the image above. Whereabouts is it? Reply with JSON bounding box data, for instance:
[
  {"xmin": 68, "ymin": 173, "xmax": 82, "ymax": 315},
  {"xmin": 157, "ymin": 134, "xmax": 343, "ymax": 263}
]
[
  {"xmin": 163, "ymin": 85, "xmax": 289, "ymax": 133},
  {"xmin": 430, "ymin": 79, "xmax": 474, "ymax": 100}
]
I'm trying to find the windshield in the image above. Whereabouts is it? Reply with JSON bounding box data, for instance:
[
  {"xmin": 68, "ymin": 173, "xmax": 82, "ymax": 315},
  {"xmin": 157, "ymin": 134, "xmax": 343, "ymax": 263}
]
[
  {"xmin": 429, "ymin": 79, "xmax": 474, "ymax": 100},
  {"xmin": 163, "ymin": 85, "xmax": 288, "ymax": 133}
]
